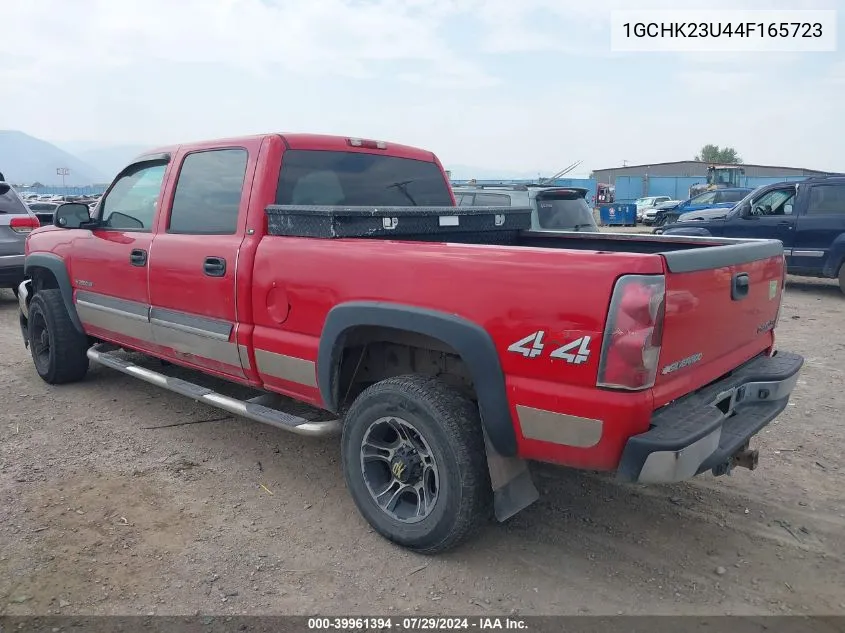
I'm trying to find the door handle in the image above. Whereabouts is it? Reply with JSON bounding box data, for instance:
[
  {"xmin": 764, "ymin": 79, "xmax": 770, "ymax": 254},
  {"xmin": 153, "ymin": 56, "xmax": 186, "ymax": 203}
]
[
  {"xmin": 203, "ymin": 256, "xmax": 226, "ymax": 277},
  {"xmin": 731, "ymin": 272, "xmax": 749, "ymax": 301},
  {"xmin": 129, "ymin": 249, "xmax": 147, "ymax": 266}
]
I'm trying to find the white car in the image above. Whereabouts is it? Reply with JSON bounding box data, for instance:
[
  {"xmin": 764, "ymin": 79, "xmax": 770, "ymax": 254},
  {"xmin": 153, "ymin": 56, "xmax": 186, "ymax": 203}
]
[
  {"xmin": 642, "ymin": 200, "xmax": 681, "ymax": 225},
  {"xmin": 634, "ymin": 196, "xmax": 672, "ymax": 222}
]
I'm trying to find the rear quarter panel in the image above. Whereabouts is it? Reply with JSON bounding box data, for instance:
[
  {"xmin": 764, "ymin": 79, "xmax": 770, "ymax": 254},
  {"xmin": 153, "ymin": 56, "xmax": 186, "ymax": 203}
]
[{"xmin": 251, "ymin": 238, "xmax": 664, "ymax": 469}]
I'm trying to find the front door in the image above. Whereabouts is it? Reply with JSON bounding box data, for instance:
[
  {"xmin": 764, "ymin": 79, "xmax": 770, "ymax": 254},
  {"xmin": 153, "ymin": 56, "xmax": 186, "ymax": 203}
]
[
  {"xmin": 146, "ymin": 144, "xmax": 257, "ymax": 379},
  {"xmin": 68, "ymin": 158, "xmax": 169, "ymax": 350},
  {"xmin": 718, "ymin": 186, "xmax": 797, "ymax": 252}
]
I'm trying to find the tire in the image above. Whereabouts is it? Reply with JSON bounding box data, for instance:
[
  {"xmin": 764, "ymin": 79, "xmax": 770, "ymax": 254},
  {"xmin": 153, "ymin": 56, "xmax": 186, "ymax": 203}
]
[
  {"xmin": 839, "ymin": 262, "xmax": 845, "ymax": 296},
  {"xmin": 341, "ymin": 375, "xmax": 492, "ymax": 554},
  {"xmin": 27, "ymin": 289, "xmax": 90, "ymax": 384}
]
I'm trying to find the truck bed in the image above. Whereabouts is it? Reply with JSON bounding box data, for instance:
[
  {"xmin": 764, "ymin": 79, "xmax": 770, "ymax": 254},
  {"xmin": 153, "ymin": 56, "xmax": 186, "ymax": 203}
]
[{"xmin": 265, "ymin": 204, "xmax": 784, "ymax": 273}]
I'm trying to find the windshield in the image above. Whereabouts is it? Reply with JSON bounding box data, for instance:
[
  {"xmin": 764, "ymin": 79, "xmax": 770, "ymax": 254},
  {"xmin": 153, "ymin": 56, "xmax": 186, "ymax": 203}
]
[
  {"xmin": 727, "ymin": 185, "xmax": 768, "ymax": 216},
  {"xmin": 276, "ymin": 150, "xmax": 452, "ymax": 206},
  {"xmin": 535, "ymin": 192, "xmax": 597, "ymax": 230}
]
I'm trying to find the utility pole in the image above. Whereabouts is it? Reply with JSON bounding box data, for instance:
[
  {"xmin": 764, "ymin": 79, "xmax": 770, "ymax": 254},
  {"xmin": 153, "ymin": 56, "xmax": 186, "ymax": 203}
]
[{"xmin": 57, "ymin": 167, "xmax": 70, "ymax": 191}]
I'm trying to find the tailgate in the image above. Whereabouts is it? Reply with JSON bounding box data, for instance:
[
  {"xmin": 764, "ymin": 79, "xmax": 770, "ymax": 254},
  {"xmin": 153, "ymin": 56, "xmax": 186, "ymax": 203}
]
[{"xmin": 652, "ymin": 240, "xmax": 785, "ymax": 407}]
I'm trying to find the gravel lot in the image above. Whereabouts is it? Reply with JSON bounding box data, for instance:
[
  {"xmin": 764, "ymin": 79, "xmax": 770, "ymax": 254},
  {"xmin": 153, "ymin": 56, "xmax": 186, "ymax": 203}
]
[{"xmin": 1, "ymin": 267, "xmax": 844, "ymax": 616}]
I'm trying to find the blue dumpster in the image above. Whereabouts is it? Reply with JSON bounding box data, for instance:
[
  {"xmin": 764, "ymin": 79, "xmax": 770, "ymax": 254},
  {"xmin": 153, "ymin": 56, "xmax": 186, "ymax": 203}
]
[{"xmin": 599, "ymin": 203, "xmax": 637, "ymax": 227}]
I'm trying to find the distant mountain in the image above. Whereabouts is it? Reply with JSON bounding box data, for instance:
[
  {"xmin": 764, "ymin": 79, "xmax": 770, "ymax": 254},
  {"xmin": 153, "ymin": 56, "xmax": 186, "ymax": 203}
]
[
  {"xmin": 61, "ymin": 142, "xmax": 152, "ymax": 179},
  {"xmin": 0, "ymin": 130, "xmax": 107, "ymax": 186}
]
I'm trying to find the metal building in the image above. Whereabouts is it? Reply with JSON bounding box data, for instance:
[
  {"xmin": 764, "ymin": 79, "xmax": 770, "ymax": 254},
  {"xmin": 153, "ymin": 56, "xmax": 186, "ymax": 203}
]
[
  {"xmin": 591, "ymin": 160, "xmax": 844, "ymax": 202},
  {"xmin": 592, "ymin": 160, "xmax": 835, "ymax": 186}
]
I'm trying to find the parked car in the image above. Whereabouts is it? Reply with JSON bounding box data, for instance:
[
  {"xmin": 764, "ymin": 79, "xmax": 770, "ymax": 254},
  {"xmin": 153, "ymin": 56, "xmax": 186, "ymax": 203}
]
[
  {"xmin": 0, "ymin": 181, "xmax": 40, "ymax": 294},
  {"xmin": 26, "ymin": 202, "xmax": 60, "ymax": 226},
  {"xmin": 452, "ymin": 184, "xmax": 598, "ymax": 232},
  {"xmin": 17, "ymin": 132, "xmax": 803, "ymax": 553},
  {"xmin": 641, "ymin": 200, "xmax": 681, "ymax": 225},
  {"xmin": 653, "ymin": 188, "xmax": 753, "ymax": 227},
  {"xmin": 635, "ymin": 196, "xmax": 671, "ymax": 210},
  {"xmin": 661, "ymin": 177, "xmax": 845, "ymax": 293}
]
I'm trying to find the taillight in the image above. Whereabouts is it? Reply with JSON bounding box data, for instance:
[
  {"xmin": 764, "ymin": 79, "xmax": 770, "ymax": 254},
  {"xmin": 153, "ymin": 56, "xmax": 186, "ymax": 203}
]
[
  {"xmin": 774, "ymin": 254, "xmax": 787, "ymax": 327},
  {"xmin": 10, "ymin": 216, "xmax": 40, "ymax": 234},
  {"xmin": 597, "ymin": 274, "xmax": 666, "ymax": 391},
  {"xmin": 347, "ymin": 138, "xmax": 387, "ymax": 150}
]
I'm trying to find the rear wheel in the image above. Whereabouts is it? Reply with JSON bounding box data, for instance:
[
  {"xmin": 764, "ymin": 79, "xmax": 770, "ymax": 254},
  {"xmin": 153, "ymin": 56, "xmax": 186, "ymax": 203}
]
[
  {"xmin": 28, "ymin": 289, "xmax": 90, "ymax": 384},
  {"xmin": 341, "ymin": 375, "xmax": 491, "ymax": 554}
]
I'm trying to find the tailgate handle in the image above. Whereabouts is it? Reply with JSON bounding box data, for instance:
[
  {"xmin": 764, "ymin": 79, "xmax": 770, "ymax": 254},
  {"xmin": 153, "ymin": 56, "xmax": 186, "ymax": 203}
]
[{"xmin": 731, "ymin": 272, "xmax": 750, "ymax": 301}]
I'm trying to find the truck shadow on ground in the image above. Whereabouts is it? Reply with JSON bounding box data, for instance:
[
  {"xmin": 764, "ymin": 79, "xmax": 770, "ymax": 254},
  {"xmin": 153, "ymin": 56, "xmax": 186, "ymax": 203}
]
[{"xmin": 785, "ymin": 278, "xmax": 842, "ymax": 299}]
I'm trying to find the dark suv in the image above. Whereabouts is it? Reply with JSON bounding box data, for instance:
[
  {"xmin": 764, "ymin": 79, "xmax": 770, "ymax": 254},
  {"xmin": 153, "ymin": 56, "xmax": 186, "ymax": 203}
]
[
  {"xmin": 451, "ymin": 184, "xmax": 598, "ymax": 232},
  {"xmin": 0, "ymin": 177, "xmax": 40, "ymax": 294}
]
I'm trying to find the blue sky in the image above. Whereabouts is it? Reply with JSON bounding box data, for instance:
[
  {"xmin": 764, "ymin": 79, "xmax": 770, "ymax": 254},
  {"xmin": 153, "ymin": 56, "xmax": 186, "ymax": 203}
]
[{"xmin": 1, "ymin": 0, "xmax": 843, "ymax": 178}]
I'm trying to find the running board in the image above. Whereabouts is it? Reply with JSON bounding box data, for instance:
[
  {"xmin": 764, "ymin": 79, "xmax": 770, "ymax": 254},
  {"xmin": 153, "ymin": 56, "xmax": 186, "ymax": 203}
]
[{"xmin": 86, "ymin": 344, "xmax": 341, "ymax": 437}]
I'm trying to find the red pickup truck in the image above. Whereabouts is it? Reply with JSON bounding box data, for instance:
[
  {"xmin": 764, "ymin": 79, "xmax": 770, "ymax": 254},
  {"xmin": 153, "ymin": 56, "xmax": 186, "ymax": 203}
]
[{"xmin": 16, "ymin": 133, "xmax": 803, "ymax": 553}]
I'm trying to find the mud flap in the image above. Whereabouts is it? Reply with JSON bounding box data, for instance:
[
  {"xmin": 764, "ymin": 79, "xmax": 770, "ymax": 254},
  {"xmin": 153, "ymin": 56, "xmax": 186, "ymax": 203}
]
[{"xmin": 483, "ymin": 431, "xmax": 539, "ymax": 522}]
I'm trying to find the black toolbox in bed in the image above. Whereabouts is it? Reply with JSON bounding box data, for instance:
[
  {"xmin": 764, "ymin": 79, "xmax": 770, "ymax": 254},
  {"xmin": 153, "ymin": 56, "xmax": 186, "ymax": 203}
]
[{"xmin": 265, "ymin": 205, "xmax": 533, "ymax": 239}]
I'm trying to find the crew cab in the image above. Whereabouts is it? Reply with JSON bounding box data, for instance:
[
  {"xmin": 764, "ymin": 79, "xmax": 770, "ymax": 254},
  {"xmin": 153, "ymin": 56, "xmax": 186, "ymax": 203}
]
[
  {"xmin": 661, "ymin": 177, "xmax": 845, "ymax": 294},
  {"xmin": 16, "ymin": 133, "xmax": 803, "ymax": 553}
]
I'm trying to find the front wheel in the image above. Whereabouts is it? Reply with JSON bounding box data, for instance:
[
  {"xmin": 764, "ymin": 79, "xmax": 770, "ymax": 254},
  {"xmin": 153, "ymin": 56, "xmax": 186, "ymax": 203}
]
[
  {"xmin": 341, "ymin": 375, "xmax": 492, "ymax": 554},
  {"xmin": 28, "ymin": 289, "xmax": 90, "ymax": 384}
]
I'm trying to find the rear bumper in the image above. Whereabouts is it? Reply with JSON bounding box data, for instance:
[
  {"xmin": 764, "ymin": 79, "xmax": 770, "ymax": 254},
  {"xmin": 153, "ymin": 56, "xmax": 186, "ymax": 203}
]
[
  {"xmin": 617, "ymin": 351, "xmax": 804, "ymax": 484},
  {"xmin": 0, "ymin": 254, "xmax": 25, "ymax": 287}
]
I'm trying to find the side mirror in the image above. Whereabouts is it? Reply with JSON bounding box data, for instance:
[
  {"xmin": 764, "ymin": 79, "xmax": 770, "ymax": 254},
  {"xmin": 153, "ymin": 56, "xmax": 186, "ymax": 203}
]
[
  {"xmin": 54, "ymin": 203, "xmax": 94, "ymax": 229},
  {"xmin": 0, "ymin": 181, "xmax": 10, "ymax": 195}
]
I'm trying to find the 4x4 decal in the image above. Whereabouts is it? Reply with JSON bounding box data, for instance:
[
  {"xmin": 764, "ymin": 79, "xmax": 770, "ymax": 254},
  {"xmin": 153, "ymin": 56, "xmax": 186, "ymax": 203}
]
[{"xmin": 507, "ymin": 331, "xmax": 592, "ymax": 364}]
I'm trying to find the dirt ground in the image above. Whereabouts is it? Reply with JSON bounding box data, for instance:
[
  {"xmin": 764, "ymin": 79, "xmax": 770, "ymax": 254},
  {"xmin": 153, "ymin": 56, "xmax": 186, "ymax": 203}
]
[{"xmin": 1, "ymin": 271, "xmax": 844, "ymax": 617}]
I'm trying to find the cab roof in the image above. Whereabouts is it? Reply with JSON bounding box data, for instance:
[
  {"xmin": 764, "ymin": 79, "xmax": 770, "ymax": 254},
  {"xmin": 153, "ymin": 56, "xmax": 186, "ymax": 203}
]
[{"xmin": 137, "ymin": 133, "xmax": 437, "ymax": 163}]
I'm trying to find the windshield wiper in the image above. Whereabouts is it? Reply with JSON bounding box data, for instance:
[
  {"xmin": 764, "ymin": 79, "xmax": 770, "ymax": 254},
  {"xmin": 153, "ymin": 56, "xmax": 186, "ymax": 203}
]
[{"xmin": 387, "ymin": 180, "xmax": 418, "ymax": 206}]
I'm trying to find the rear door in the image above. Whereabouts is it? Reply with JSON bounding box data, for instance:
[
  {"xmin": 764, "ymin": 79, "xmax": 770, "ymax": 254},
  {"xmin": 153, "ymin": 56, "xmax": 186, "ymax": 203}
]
[
  {"xmin": 791, "ymin": 182, "xmax": 845, "ymax": 275},
  {"xmin": 146, "ymin": 142, "xmax": 259, "ymax": 379}
]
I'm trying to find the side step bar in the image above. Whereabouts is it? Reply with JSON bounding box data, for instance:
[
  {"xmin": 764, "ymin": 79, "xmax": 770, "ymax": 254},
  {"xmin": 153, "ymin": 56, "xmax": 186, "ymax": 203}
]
[{"xmin": 87, "ymin": 344, "xmax": 341, "ymax": 437}]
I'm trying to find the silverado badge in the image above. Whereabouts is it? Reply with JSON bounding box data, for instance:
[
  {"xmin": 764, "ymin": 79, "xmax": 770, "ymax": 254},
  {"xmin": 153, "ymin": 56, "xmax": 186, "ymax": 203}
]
[{"xmin": 661, "ymin": 352, "xmax": 703, "ymax": 376}]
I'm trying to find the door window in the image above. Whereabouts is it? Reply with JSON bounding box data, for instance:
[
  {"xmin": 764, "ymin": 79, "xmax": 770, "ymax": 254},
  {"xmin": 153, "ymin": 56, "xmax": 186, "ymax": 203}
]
[
  {"xmin": 750, "ymin": 188, "xmax": 795, "ymax": 216},
  {"xmin": 807, "ymin": 184, "xmax": 845, "ymax": 215},
  {"xmin": 715, "ymin": 190, "xmax": 747, "ymax": 204},
  {"xmin": 167, "ymin": 149, "xmax": 249, "ymax": 234},
  {"xmin": 473, "ymin": 193, "xmax": 512, "ymax": 206},
  {"xmin": 98, "ymin": 162, "xmax": 167, "ymax": 231},
  {"xmin": 690, "ymin": 191, "xmax": 718, "ymax": 205}
]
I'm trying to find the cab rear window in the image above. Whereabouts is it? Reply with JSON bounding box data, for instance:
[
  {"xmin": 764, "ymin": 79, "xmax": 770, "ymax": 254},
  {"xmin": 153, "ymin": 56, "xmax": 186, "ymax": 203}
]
[{"xmin": 275, "ymin": 150, "xmax": 452, "ymax": 207}]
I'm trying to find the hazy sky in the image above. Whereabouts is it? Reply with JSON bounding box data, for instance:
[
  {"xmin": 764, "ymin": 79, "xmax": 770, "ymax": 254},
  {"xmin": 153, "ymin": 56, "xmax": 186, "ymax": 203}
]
[{"xmin": 2, "ymin": 0, "xmax": 843, "ymax": 176}]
